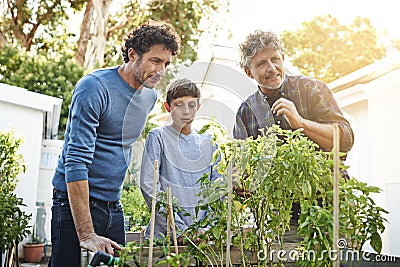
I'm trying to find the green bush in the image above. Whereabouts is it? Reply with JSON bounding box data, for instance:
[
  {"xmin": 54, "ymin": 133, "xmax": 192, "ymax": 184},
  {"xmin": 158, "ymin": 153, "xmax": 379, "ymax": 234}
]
[
  {"xmin": 121, "ymin": 184, "xmax": 150, "ymax": 232},
  {"xmin": 0, "ymin": 129, "xmax": 31, "ymax": 250}
]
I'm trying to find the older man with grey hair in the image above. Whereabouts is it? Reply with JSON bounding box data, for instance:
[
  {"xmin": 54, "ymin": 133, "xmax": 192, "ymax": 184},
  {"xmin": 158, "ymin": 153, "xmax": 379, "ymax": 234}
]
[{"xmin": 233, "ymin": 29, "xmax": 354, "ymax": 242}]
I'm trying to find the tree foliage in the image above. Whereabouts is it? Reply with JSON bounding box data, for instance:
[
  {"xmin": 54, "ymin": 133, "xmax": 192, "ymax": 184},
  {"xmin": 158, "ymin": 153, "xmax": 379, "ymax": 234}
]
[
  {"xmin": 0, "ymin": 0, "xmax": 86, "ymax": 51},
  {"xmin": 281, "ymin": 15, "xmax": 386, "ymax": 83},
  {"xmin": 70, "ymin": 0, "xmax": 227, "ymax": 68},
  {"xmin": 0, "ymin": 0, "xmax": 226, "ymax": 136},
  {"xmin": 146, "ymin": 0, "xmax": 225, "ymax": 63},
  {"xmin": 0, "ymin": 46, "xmax": 85, "ymax": 135}
]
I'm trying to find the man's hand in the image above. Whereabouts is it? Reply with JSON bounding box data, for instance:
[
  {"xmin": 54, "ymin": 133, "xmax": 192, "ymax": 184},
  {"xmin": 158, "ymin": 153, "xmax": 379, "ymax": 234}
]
[
  {"xmin": 272, "ymin": 97, "xmax": 337, "ymax": 151},
  {"xmin": 79, "ymin": 232, "xmax": 121, "ymax": 256},
  {"xmin": 271, "ymin": 98, "xmax": 304, "ymax": 129}
]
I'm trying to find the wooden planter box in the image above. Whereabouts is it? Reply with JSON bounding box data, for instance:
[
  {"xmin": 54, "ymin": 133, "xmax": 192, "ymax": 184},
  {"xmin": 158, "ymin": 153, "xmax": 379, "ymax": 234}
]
[
  {"xmin": 124, "ymin": 231, "xmax": 297, "ymax": 266},
  {"xmin": 128, "ymin": 244, "xmax": 298, "ymax": 266},
  {"xmin": 82, "ymin": 232, "xmax": 400, "ymax": 266}
]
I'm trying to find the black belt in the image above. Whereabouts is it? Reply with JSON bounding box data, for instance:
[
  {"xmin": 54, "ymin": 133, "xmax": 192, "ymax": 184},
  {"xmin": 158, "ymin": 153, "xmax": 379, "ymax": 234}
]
[
  {"xmin": 53, "ymin": 188, "xmax": 119, "ymax": 207},
  {"xmin": 89, "ymin": 197, "xmax": 119, "ymax": 207}
]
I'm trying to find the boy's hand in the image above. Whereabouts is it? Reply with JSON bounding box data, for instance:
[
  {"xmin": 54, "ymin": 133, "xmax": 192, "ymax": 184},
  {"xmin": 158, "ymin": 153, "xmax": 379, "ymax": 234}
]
[
  {"xmin": 234, "ymin": 185, "xmax": 252, "ymax": 198},
  {"xmin": 177, "ymin": 236, "xmax": 185, "ymax": 246}
]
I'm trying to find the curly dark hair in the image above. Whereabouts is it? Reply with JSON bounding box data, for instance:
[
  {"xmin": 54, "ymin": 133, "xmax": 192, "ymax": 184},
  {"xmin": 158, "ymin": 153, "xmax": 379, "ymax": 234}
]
[{"xmin": 121, "ymin": 20, "xmax": 181, "ymax": 63}]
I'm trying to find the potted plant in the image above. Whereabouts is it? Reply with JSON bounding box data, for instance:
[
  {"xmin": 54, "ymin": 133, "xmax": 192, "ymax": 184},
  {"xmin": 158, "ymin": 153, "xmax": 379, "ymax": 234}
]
[
  {"xmin": 22, "ymin": 227, "xmax": 45, "ymax": 263},
  {"xmin": 0, "ymin": 129, "xmax": 31, "ymax": 264}
]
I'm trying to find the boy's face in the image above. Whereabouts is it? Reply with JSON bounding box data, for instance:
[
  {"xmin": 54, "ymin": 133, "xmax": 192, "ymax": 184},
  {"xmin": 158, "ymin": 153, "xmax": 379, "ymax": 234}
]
[{"xmin": 164, "ymin": 96, "xmax": 200, "ymax": 133}]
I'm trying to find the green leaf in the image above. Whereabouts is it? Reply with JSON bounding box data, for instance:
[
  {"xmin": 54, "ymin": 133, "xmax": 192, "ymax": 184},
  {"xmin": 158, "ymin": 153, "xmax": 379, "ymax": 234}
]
[
  {"xmin": 370, "ymin": 232, "xmax": 382, "ymax": 254},
  {"xmin": 301, "ymin": 180, "xmax": 312, "ymax": 198}
]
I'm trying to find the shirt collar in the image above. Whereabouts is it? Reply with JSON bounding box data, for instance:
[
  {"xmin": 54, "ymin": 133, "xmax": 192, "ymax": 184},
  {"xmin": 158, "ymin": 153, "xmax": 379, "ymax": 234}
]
[{"xmin": 256, "ymin": 74, "xmax": 288, "ymax": 99}]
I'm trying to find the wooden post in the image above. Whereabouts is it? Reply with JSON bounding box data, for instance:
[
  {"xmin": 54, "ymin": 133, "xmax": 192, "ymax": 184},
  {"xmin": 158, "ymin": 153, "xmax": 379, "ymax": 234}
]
[
  {"xmin": 148, "ymin": 160, "xmax": 159, "ymax": 267},
  {"xmin": 226, "ymin": 161, "xmax": 233, "ymax": 267},
  {"xmin": 333, "ymin": 124, "xmax": 340, "ymax": 267},
  {"xmin": 166, "ymin": 187, "xmax": 171, "ymax": 263},
  {"xmin": 167, "ymin": 186, "xmax": 179, "ymax": 255}
]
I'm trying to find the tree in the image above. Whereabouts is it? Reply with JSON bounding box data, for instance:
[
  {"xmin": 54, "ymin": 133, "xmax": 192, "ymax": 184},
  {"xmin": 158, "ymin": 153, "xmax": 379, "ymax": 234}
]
[
  {"xmin": 0, "ymin": 0, "xmax": 86, "ymax": 51},
  {"xmin": 74, "ymin": 0, "xmax": 227, "ymax": 68},
  {"xmin": 147, "ymin": 0, "xmax": 224, "ymax": 63},
  {"xmin": 75, "ymin": 0, "xmax": 113, "ymax": 68},
  {"xmin": 0, "ymin": 0, "xmax": 226, "ymax": 134},
  {"xmin": 0, "ymin": 46, "xmax": 84, "ymax": 136},
  {"xmin": 280, "ymin": 15, "xmax": 386, "ymax": 83}
]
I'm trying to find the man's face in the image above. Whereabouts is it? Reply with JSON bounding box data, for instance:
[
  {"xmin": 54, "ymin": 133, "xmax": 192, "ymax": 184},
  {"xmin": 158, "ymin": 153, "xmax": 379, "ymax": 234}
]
[
  {"xmin": 245, "ymin": 46, "xmax": 285, "ymax": 91},
  {"xmin": 131, "ymin": 44, "xmax": 173, "ymax": 89},
  {"xmin": 165, "ymin": 96, "xmax": 200, "ymax": 133}
]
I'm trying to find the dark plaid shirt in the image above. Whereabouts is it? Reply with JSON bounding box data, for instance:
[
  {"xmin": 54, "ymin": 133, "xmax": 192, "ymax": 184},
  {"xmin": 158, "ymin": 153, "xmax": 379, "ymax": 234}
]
[{"xmin": 233, "ymin": 75, "xmax": 354, "ymax": 153}]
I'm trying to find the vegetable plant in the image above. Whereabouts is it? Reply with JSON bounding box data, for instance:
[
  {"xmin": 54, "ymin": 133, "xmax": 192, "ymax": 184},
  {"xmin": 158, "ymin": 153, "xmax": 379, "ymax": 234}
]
[
  {"xmin": 186, "ymin": 124, "xmax": 388, "ymax": 266},
  {"xmin": 117, "ymin": 124, "xmax": 388, "ymax": 267}
]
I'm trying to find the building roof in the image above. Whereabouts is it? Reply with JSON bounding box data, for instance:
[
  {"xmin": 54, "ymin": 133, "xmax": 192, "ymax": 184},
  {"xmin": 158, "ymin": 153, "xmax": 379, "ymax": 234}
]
[
  {"xmin": 328, "ymin": 53, "xmax": 400, "ymax": 93},
  {"xmin": 0, "ymin": 83, "xmax": 63, "ymax": 139}
]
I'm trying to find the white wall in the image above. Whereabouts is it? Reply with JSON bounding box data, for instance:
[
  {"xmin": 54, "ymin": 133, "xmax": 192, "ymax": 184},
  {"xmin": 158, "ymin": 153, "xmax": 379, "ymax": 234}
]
[
  {"xmin": 37, "ymin": 139, "xmax": 64, "ymax": 242},
  {"xmin": 335, "ymin": 68, "xmax": 400, "ymax": 256},
  {"xmin": 365, "ymin": 70, "xmax": 400, "ymax": 256},
  {"xmin": 341, "ymin": 99, "xmax": 373, "ymax": 184},
  {"xmin": 0, "ymin": 101, "xmax": 44, "ymax": 230}
]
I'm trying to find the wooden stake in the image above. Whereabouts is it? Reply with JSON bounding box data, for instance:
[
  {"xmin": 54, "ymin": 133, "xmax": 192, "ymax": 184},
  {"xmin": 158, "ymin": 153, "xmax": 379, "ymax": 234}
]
[
  {"xmin": 166, "ymin": 187, "xmax": 171, "ymax": 260},
  {"xmin": 148, "ymin": 160, "xmax": 159, "ymax": 267},
  {"xmin": 226, "ymin": 160, "xmax": 233, "ymax": 267},
  {"xmin": 167, "ymin": 186, "xmax": 179, "ymax": 255},
  {"xmin": 333, "ymin": 124, "xmax": 340, "ymax": 267}
]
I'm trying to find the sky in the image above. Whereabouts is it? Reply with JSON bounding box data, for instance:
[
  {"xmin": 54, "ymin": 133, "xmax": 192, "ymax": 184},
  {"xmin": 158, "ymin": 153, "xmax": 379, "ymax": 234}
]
[{"xmin": 202, "ymin": 0, "xmax": 399, "ymax": 50}]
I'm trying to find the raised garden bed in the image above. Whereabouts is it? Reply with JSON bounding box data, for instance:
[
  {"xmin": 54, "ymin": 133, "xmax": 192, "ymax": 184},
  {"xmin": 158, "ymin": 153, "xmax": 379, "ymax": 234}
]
[{"xmin": 116, "ymin": 126, "xmax": 390, "ymax": 267}]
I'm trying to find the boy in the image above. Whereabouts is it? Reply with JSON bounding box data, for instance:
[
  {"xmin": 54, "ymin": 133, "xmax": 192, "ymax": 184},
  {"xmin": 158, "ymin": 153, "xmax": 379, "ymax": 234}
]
[{"xmin": 140, "ymin": 77, "xmax": 220, "ymax": 242}]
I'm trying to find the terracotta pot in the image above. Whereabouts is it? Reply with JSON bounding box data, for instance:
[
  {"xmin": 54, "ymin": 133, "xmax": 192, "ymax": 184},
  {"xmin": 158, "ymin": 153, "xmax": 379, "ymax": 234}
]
[{"xmin": 23, "ymin": 243, "xmax": 45, "ymax": 263}]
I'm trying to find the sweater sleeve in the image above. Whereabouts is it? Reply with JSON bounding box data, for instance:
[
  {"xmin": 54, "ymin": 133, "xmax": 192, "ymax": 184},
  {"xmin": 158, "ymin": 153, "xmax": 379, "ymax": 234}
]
[{"xmin": 64, "ymin": 75, "xmax": 107, "ymax": 182}]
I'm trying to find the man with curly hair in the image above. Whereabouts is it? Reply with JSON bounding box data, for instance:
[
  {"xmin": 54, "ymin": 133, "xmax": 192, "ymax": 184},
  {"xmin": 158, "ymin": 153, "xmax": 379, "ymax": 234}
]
[{"xmin": 49, "ymin": 20, "xmax": 180, "ymax": 266}]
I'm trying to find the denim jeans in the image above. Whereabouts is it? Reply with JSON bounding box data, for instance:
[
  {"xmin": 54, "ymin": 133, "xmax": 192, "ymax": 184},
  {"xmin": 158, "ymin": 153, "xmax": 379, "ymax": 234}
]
[{"xmin": 49, "ymin": 189, "xmax": 125, "ymax": 267}]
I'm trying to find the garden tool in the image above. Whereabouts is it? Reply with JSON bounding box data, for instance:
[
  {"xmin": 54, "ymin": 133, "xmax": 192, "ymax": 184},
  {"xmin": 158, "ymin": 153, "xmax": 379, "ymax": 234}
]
[{"xmin": 88, "ymin": 251, "xmax": 130, "ymax": 267}]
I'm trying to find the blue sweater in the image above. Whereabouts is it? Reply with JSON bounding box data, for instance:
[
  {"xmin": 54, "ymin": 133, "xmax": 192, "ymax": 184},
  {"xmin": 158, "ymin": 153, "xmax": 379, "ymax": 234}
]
[{"xmin": 53, "ymin": 66, "xmax": 157, "ymax": 202}]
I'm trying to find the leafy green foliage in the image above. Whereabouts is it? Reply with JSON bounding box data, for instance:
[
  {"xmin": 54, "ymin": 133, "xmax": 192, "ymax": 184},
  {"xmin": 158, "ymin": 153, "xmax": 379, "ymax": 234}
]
[
  {"xmin": 281, "ymin": 15, "xmax": 386, "ymax": 83},
  {"xmin": 121, "ymin": 184, "xmax": 150, "ymax": 232},
  {"xmin": 0, "ymin": 45, "xmax": 85, "ymax": 135},
  {"xmin": 114, "ymin": 125, "xmax": 388, "ymax": 266},
  {"xmin": 155, "ymin": 252, "xmax": 192, "ymax": 267},
  {"xmin": 0, "ymin": 130, "xmax": 31, "ymax": 250},
  {"xmin": 339, "ymin": 179, "xmax": 387, "ymax": 254},
  {"xmin": 115, "ymin": 241, "xmax": 142, "ymax": 266},
  {"xmin": 184, "ymin": 125, "xmax": 387, "ymax": 266}
]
